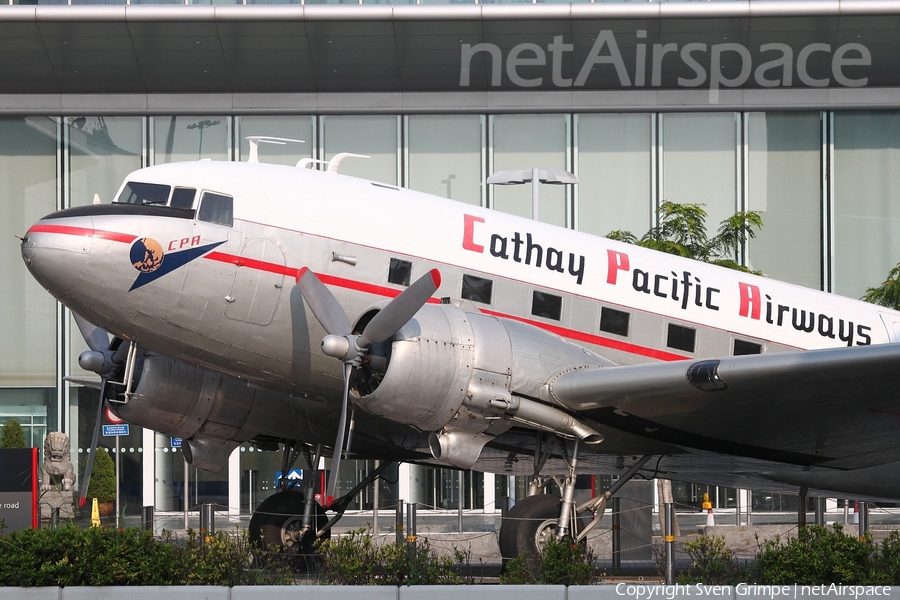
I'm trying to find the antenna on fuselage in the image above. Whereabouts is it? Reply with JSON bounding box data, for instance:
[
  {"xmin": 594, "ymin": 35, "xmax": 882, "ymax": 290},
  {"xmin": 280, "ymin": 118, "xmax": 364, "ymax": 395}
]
[{"xmin": 245, "ymin": 136, "xmax": 305, "ymax": 163}]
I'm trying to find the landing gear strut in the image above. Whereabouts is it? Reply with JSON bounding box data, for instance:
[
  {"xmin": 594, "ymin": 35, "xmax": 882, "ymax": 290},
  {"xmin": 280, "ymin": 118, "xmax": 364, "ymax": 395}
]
[
  {"xmin": 498, "ymin": 443, "xmax": 653, "ymax": 561},
  {"xmin": 248, "ymin": 441, "xmax": 395, "ymax": 556}
]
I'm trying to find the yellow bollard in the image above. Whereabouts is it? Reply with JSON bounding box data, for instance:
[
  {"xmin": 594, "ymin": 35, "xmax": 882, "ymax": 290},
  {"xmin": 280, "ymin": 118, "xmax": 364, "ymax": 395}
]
[{"xmin": 91, "ymin": 498, "xmax": 100, "ymax": 528}]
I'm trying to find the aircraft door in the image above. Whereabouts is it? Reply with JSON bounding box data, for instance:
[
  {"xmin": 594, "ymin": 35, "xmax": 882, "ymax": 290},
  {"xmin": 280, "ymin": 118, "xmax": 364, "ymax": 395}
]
[
  {"xmin": 879, "ymin": 312, "xmax": 900, "ymax": 343},
  {"xmin": 225, "ymin": 238, "xmax": 286, "ymax": 326}
]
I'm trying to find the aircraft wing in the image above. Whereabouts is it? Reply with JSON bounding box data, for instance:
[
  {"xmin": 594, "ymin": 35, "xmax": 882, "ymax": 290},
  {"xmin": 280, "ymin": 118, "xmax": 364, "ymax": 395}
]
[{"xmin": 549, "ymin": 342, "xmax": 900, "ymax": 470}]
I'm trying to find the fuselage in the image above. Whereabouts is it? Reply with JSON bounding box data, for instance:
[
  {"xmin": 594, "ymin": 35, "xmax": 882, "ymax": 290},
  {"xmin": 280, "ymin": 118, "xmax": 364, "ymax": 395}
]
[{"xmin": 21, "ymin": 158, "xmax": 900, "ymax": 401}]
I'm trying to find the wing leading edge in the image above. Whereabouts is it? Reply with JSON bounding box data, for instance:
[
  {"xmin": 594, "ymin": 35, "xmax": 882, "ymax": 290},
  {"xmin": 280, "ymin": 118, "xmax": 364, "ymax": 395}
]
[{"xmin": 548, "ymin": 343, "xmax": 900, "ymax": 470}]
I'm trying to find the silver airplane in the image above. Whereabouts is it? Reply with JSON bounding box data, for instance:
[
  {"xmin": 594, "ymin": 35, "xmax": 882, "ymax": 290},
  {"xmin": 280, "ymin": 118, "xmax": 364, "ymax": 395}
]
[{"xmin": 19, "ymin": 139, "xmax": 900, "ymax": 558}]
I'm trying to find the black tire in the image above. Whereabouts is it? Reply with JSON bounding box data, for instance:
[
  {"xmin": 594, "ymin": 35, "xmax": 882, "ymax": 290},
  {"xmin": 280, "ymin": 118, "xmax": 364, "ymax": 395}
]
[
  {"xmin": 499, "ymin": 494, "xmax": 561, "ymax": 563},
  {"xmin": 249, "ymin": 490, "xmax": 330, "ymax": 557}
]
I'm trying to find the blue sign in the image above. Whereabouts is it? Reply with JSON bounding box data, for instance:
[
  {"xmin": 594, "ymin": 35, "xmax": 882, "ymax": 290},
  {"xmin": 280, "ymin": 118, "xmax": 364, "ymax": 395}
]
[
  {"xmin": 275, "ymin": 468, "xmax": 303, "ymax": 487},
  {"xmin": 102, "ymin": 424, "xmax": 129, "ymax": 437},
  {"xmin": 170, "ymin": 437, "xmax": 182, "ymax": 448}
]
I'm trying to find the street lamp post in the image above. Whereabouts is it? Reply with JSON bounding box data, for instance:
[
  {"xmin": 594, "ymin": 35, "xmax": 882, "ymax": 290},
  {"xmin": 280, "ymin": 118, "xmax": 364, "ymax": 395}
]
[{"xmin": 487, "ymin": 168, "xmax": 578, "ymax": 222}]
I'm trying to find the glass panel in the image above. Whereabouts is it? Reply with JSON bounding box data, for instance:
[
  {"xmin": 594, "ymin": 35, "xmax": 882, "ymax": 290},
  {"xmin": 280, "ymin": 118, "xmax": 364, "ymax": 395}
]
[
  {"xmin": 531, "ymin": 291, "xmax": 562, "ymax": 320},
  {"xmin": 667, "ymin": 323, "xmax": 696, "ymax": 353},
  {"xmin": 69, "ymin": 117, "xmax": 142, "ymax": 207},
  {"xmin": 461, "ymin": 274, "xmax": 493, "ymax": 304},
  {"xmin": 0, "ymin": 389, "xmax": 55, "ymax": 452},
  {"xmin": 240, "ymin": 443, "xmax": 291, "ymax": 513},
  {"xmin": 68, "ymin": 117, "xmax": 143, "ymax": 379},
  {"xmin": 834, "ymin": 111, "xmax": 900, "ymax": 300},
  {"xmin": 492, "ymin": 114, "xmax": 567, "ymax": 226},
  {"xmin": 747, "ymin": 112, "xmax": 821, "ymax": 289},
  {"xmin": 116, "ymin": 182, "xmax": 170, "ymax": 205},
  {"xmin": 599, "ymin": 306, "xmax": 630, "ymax": 337},
  {"xmin": 238, "ymin": 116, "xmax": 313, "ymax": 166},
  {"xmin": 662, "ymin": 113, "xmax": 737, "ymax": 239},
  {"xmin": 322, "ymin": 116, "xmax": 398, "ymax": 185},
  {"xmin": 75, "ymin": 387, "xmax": 142, "ymax": 515},
  {"xmin": 576, "ymin": 114, "xmax": 652, "ymax": 237},
  {"xmin": 153, "ymin": 116, "xmax": 228, "ymax": 164},
  {"xmin": 198, "ymin": 192, "xmax": 234, "ymax": 227},
  {"xmin": 408, "ymin": 115, "xmax": 482, "ymax": 206},
  {"xmin": 388, "ymin": 258, "xmax": 412, "ymax": 286},
  {"xmin": 0, "ymin": 117, "xmax": 58, "ymax": 386},
  {"xmin": 171, "ymin": 188, "xmax": 197, "ymax": 209}
]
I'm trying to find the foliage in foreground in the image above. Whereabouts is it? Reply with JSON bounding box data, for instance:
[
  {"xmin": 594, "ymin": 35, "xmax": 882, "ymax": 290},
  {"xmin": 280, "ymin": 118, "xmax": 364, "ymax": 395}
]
[
  {"xmin": 315, "ymin": 528, "xmax": 473, "ymax": 585},
  {"xmin": 672, "ymin": 526, "xmax": 900, "ymax": 585},
  {"xmin": 0, "ymin": 525, "xmax": 293, "ymax": 586},
  {"xmin": 501, "ymin": 537, "xmax": 597, "ymax": 585}
]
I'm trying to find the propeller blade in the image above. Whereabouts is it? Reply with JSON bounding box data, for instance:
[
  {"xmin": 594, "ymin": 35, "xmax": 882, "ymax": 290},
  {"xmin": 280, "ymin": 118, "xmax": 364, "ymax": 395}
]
[
  {"xmin": 73, "ymin": 313, "xmax": 110, "ymax": 353},
  {"xmin": 325, "ymin": 362, "xmax": 352, "ymax": 502},
  {"xmin": 79, "ymin": 380, "xmax": 108, "ymax": 508},
  {"xmin": 358, "ymin": 268, "xmax": 441, "ymax": 348},
  {"xmin": 296, "ymin": 267, "xmax": 352, "ymax": 336}
]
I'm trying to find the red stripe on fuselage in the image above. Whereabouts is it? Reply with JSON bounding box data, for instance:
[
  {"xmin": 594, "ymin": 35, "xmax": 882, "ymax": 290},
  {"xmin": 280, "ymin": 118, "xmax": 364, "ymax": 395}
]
[
  {"xmin": 30, "ymin": 222, "xmax": 687, "ymax": 362},
  {"xmin": 27, "ymin": 224, "xmax": 137, "ymax": 244}
]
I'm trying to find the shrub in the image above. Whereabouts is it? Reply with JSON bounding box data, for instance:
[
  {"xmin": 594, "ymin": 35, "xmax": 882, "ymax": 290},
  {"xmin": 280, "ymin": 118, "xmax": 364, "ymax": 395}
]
[
  {"xmin": 0, "ymin": 419, "xmax": 26, "ymax": 448},
  {"xmin": 677, "ymin": 535, "xmax": 749, "ymax": 584},
  {"xmin": 315, "ymin": 528, "xmax": 470, "ymax": 585},
  {"xmin": 753, "ymin": 524, "xmax": 879, "ymax": 584},
  {"xmin": 83, "ymin": 449, "xmax": 116, "ymax": 503},
  {"xmin": 0, "ymin": 525, "xmax": 292, "ymax": 586},
  {"xmin": 500, "ymin": 537, "xmax": 596, "ymax": 585}
]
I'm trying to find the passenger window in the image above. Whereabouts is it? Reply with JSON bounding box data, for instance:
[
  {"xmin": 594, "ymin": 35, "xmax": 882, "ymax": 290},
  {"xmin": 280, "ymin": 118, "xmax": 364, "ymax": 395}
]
[
  {"xmin": 599, "ymin": 307, "xmax": 630, "ymax": 337},
  {"xmin": 531, "ymin": 291, "xmax": 562, "ymax": 321},
  {"xmin": 461, "ymin": 274, "xmax": 493, "ymax": 304},
  {"xmin": 388, "ymin": 258, "xmax": 411, "ymax": 286},
  {"xmin": 734, "ymin": 339, "xmax": 762, "ymax": 355},
  {"xmin": 667, "ymin": 323, "xmax": 696, "ymax": 353},
  {"xmin": 170, "ymin": 188, "xmax": 196, "ymax": 209},
  {"xmin": 198, "ymin": 192, "xmax": 233, "ymax": 227},
  {"xmin": 116, "ymin": 182, "xmax": 170, "ymax": 205}
]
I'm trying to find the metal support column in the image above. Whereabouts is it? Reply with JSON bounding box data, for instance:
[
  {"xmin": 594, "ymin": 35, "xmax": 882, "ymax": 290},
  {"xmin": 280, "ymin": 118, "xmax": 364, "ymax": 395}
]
[
  {"xmin": 612, "ymin": 497, "xmax": 621, "ymax": 569},
  {"xmin": 859, "ymin": 501, "xmax": 868, "ymax": 542},
  {"xmin": 396, "ymin": 499, "xmax": 404, "ymax": 545},
  {"xmin": 664, "ymin": 502, "xmax": 675, "ymax": 585},
  {"xmin": 141, "ymin": 506, "xmax": 154, "ymax": 532},
  {"xmin": 200, "ymin": 503, "xmax": 215, "ymax": 543},
  {"xmin": 815, "ymin": 497, "xmax": 826, "ymax": 526},
  {"xmin": 406, "ymin": 501, "xmax": 417, "ymax": 542}
]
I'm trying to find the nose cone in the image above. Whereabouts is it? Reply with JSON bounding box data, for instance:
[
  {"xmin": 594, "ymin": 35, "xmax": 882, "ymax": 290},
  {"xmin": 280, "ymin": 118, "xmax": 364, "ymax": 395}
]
[{"xmin": 21, "ymin": 216, "xmax": 93, "ymax": 300}]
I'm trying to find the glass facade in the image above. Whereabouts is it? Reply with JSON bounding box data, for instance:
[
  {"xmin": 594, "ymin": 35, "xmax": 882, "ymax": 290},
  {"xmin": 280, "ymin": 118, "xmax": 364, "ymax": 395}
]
[{"xmin": 3, "ymin": 109, "xmax": 897, "ymax": 517}]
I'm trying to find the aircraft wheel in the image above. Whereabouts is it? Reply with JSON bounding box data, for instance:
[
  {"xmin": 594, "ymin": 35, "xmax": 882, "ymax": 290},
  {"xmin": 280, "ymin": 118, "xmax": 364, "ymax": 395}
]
[
  {"xmin": 499, "ymin": 494, "xmax": 561, "ymax": 562},
  {"xmin": 249, "ymin": 490, "xmax": 330, "ymax": 559}
]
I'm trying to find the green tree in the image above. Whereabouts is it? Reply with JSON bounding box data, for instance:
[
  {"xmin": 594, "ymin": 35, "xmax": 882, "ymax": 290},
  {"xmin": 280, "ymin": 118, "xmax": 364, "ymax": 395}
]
[
  {"xmin": 0, "ymin": 418, "xmax": 27, "ymax": 448},
  {"xmin": 862, "ymin": 263, "xmax": 900, "ymax": 310},
  {"xmin": 607, "ymin": 201, "xmax": 764, "ymax": 274},
  {"xmin": 84, "ymin": 449, "xmax": 116, "ymax": 503}
]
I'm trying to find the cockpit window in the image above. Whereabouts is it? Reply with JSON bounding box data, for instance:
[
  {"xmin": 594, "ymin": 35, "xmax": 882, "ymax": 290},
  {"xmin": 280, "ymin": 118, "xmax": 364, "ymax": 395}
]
[
  {"xmin": 170, "ymin": 188, "xmax": 196, "ymax": 209},
  {"xmin": 198, "ymin": 192, "xmax": 233, "ymax": 227},
  {"xmin": 115, "ymin": 182, "xmax": 170, "ymax": 206}
]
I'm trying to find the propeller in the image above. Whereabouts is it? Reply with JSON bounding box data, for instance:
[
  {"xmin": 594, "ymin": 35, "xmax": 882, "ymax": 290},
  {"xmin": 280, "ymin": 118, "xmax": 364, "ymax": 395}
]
[
  {"xmin": 296, "ymin": 267, "xmax": 441, "ymax": 501},
  {"xmin": 72, "ymin": 313, "xmax": 128, "ymax": 508}
]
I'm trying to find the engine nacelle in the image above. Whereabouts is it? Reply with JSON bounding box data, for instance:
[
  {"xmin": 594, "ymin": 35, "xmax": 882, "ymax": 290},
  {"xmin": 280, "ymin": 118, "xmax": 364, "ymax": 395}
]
[
  {"xmin": 352, "ymin": 303, "xmax": 610, "ymax": 468},
  {"xmin": 115, "ymin": 353, "xmax": 314, "ymax": 472}
]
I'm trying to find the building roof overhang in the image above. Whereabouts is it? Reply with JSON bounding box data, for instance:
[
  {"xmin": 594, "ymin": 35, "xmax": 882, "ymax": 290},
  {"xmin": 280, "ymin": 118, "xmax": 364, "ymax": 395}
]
[{"xmin": 2, "ymin": 1, "xmax": 900, "ymax": 96}]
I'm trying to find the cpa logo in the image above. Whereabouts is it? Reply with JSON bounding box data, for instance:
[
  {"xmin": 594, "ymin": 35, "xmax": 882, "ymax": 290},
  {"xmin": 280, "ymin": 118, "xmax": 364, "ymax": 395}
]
[{"xmin": 130, "ymin": 237, "xmax": 164, "ymax": 273}]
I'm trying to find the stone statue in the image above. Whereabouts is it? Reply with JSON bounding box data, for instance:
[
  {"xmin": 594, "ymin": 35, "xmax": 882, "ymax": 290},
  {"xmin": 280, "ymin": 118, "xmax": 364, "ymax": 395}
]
[
  {"xmin": 40, "ymin": 432, "xmax": 75, "ymax": 519},
  {"xmin": 41, "ymin": 431, "xmax": 75, "ymax": 492}
]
